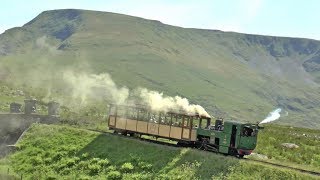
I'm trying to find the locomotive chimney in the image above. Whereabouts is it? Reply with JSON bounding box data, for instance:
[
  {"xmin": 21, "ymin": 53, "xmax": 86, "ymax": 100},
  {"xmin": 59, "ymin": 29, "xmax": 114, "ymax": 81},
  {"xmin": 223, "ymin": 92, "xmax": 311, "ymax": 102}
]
[{"xmin": 24, "ymin": 99, "xmax": 37, "ymax": 115}]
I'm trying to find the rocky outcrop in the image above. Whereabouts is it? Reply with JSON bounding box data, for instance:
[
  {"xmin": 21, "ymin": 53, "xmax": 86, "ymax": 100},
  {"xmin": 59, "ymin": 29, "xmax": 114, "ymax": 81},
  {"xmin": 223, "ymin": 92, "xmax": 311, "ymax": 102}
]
[{"xmin": 281, "ymin": 143, "xmax": 299, "ymax": 149}]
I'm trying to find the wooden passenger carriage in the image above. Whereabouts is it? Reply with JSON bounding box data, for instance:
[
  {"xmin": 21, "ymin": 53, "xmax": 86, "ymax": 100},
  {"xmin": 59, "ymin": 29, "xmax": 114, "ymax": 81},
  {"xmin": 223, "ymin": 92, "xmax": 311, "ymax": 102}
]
[{"xmin": 108, "ymin": 104, "xmax": 210, "ymax": 142}]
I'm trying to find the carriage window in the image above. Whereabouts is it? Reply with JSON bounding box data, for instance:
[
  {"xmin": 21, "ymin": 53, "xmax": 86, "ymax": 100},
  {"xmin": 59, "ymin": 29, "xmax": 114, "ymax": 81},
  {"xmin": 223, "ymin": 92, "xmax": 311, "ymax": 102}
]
[
  {"xmin": 171, "ymin": 114, "xmax": 177, "ymax": 126},
  {"xmin": 175, "ymin": 115, "xmax": 183, "ymax": 127},
  {"xmin": 159, "ymin": 112, "xmax": 170, "ymax": 125},
  {"xmin": 117, "ymin": 107, "xmax": 126, "ymax": 117},
  {"xmin": 163, "ymin": 113, "xmax": 172, "ymax": 125},
  {"xmin": 138, "ymin": 109, "xmax": 148, "ymax": 121},
  {"xmin": 183, "ymin": 116, "xmax": 190, "ymax": 128},
  {"xmin": 127, "ymin": 107, "xmax": 138, "ymax": 120},
  {"xmin": 149, "ymin": 112, "xmax": 159, "ymax": 123},
  {"xmin": 109, "ymin": 106, "xmax": 116, "ymax": 115},
  {"xmin": 193, "ymin": 117, "xmax": 199, "ymax": 128}
]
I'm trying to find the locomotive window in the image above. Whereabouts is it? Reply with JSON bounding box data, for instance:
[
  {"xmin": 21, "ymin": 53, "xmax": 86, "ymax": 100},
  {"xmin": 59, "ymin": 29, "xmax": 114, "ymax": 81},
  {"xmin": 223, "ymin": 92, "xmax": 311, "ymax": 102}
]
[
  {"xmin": 200, "ymin": 118, "xmax": 211, "ymax": 129},
  {"xmin": 242, "ymin": 127, "xmax": 254, "ymax": 136}
]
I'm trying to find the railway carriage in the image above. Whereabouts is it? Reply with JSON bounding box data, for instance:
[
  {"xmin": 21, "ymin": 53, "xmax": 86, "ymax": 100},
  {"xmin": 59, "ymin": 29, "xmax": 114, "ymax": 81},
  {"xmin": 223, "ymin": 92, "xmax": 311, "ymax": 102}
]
[{"xmin": 108, "ymin": 104, "xmax": 262, "ymax": 157}]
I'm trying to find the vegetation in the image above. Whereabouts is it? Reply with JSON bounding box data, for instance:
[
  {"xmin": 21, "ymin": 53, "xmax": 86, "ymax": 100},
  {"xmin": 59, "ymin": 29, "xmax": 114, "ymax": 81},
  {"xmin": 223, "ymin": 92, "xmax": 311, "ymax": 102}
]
[
  {"xmin": 253, "ymin": 124, "xmax": 320, "ymax": 172},
  {"xmin": 1, "ymin": 124, "xmax": 317, "ymax": 179}
]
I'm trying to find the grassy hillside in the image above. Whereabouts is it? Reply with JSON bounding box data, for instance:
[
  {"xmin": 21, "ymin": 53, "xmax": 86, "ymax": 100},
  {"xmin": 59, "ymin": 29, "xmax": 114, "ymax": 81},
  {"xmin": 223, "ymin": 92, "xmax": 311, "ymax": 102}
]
[
  {"xmin": 0, "ymin": 9, "xmax": 320, "ymax": 128},
  {"xmin": 2, "ymin": 124, "xmax": 318, "ymax": 179}
]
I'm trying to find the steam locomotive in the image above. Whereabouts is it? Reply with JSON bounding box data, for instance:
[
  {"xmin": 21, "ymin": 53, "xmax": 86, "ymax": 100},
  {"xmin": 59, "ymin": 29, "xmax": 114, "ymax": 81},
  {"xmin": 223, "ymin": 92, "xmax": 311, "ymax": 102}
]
[{"xmin": 107, "ymin": 104, "xmax": 263, "ymax": 157}]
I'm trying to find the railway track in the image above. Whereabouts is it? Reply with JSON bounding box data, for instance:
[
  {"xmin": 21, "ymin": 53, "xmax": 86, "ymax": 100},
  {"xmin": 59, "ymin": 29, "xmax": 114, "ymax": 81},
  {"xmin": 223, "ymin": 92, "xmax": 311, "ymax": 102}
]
[
  {"xmin": 88, "ymin": 128, "xmax": 320, "ymax": 177},
  {"xmin": 242, "ymin": 158, "xmax": 320, "ymax": 176}
]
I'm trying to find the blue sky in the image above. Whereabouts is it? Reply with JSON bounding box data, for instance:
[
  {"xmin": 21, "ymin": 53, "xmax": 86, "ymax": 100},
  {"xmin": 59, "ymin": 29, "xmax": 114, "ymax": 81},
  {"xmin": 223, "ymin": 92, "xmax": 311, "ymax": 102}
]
[{"xmin": 0, "ymin": 0, "xmax": 319, "ymax": 40}]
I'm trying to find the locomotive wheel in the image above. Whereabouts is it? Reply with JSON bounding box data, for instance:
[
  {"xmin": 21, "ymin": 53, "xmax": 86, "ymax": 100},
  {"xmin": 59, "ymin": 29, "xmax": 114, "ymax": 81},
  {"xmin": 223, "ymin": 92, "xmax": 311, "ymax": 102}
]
[
  {"xmin": 198, "ymin": 139, "xmax": 210, "ymax": 150},
  {"xmin": 229, "ymin": 148, "xmax": 237, "ymax": 156}
]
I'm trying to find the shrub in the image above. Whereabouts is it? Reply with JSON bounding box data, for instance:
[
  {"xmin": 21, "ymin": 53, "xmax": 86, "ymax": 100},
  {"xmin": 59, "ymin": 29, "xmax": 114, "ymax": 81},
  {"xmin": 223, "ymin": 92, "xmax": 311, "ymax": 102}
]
[
  {"xmin": 138, "ymin": 162, "xmax": 153, "ymax": 171},
  {"xmin": 88, "ymin": 164, "xmax": 101, "ymax": 175},
  {"xmin": 106, "ymin": 171, "xmax": 122, "ymax": 180},
  {"xmin": 31, "ymin": 156, "xmax": 43, "ymax": 165},
  {"xmin": 105, "ymin": 165, "xmax": 116, "ymax": 173},
  {"xmin": 81, "ymin": 153, "xmax": 89, "ymax": 159},
  {"xmin": 97, "ymin": 158, "xmax": 110, "ymax": 167},
  {"xmin": 120, "ymin": 162, "xmax": 134, "ymax": 173},
  {"xmin": 77, "ymin": 160, "xmax": 89, "ymax": 170},
  {"xmin": 44, "ymin": 157, "xmax": 52, "ymax": 165}
]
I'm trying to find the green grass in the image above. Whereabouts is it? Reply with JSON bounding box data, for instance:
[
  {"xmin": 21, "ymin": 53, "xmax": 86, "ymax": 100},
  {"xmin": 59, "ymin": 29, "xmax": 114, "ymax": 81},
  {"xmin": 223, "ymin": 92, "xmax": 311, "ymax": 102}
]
[
  {"xmin": 253, "ymin": 124, "xmax": 320, "ymax": 172},
  {"xmin": 3, "ymin": 124, "xmax": 318, "ymax": 179}
]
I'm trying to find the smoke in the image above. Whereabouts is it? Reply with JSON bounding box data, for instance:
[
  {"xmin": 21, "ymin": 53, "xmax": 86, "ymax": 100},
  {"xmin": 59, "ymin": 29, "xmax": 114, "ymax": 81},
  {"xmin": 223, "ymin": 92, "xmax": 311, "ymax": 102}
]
[
  {"xmin": 259, "ymin": 108, "xmax": 282, "ymax": 124},
  {"xmin": 62, "ymin": 71, "xmax": 129, "ymax": 105},
  {"xmin": 36, "ymin": 36, "xmax": 60, "ymax": 55},
  {"xmin": 61, "ymin": 71, "xmax": 210, "ymax": 117},
  {"xmin": 139, "ymin": 88, "xmax": 210, "ymax": 117}
]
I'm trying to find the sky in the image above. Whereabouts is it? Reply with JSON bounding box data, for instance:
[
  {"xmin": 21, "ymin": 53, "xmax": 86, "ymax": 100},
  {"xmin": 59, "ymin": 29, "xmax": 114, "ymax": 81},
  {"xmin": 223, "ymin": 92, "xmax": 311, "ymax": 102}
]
[{"xmin": 0, "ymin": 0, "xmax": 319, "ymax": 40}]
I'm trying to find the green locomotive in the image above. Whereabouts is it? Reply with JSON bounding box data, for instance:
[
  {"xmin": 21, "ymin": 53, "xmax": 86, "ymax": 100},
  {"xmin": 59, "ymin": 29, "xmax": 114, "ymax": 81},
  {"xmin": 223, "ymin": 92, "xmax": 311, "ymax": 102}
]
[{"xmin": 108, "ymin": 104, "xmax": 262, "ymax": 157}]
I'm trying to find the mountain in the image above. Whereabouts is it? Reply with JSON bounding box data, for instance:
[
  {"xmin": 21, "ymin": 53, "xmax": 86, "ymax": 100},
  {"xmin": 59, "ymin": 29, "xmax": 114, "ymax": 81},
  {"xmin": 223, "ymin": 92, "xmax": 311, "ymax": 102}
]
[{"xmin": 0, "ymin": 9, "xmax": 320, "ymax": 128}]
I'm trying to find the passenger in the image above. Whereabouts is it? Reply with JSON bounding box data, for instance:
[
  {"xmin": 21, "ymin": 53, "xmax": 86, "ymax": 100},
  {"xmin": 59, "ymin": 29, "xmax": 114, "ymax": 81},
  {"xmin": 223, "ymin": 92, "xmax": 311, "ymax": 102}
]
[{"xmin": 244, "ymin": 129, "xmax": 248, "ymax": 136}]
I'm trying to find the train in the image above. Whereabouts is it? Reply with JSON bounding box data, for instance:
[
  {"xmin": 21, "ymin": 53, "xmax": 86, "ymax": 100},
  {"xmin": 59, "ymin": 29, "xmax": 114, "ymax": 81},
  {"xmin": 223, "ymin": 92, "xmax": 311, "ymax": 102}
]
[{"xmin": 107, "ymin": 104, "xmax": 263, "ymax": 157}]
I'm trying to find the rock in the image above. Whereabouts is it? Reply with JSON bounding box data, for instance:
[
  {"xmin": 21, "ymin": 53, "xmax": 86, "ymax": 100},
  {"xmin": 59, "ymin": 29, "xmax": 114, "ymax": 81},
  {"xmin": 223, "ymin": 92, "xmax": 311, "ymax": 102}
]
[
  {"xmin": 281, "ymin": 143, "xmax": 299, "ymax": 149},
  {"xmin": 249, "ymin": 153, "xmax": 268, "ymax": 159}
]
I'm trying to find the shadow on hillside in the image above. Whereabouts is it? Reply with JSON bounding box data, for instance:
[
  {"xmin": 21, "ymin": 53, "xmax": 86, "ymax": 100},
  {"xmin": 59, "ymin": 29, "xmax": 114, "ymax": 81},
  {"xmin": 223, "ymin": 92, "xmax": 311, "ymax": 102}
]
[{"xmin": 77, "ymin": 134, "xmax": 240, "ymax": 179}]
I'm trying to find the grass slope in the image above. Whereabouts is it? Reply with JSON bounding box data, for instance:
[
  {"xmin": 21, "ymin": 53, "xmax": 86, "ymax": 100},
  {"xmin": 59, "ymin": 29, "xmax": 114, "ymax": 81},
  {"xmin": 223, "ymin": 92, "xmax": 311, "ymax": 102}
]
[
  {"xmin": 0, "ymin": 9, "xmax": 320, "ymax": 128},
  {"xmin": 3, "ymin": 124, "xmax": 318, "ymax": 179}
]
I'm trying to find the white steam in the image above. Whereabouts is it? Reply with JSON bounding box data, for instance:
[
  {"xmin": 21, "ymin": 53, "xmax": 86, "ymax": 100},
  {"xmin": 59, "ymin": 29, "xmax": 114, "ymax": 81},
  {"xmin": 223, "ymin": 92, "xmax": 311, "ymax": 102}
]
[
  {"xmin": 259, "ymin": 108, "xmax": 282, "ymax": 124},
  {"xmin": 139, "ymin": 88, "xmax": 210, "ymax": 117},
  {"xmin": 62, "ymin": 71, "xmax": 210, "ymax": 117},
  {"xmin": 62, "ymin": 71, "xmax": 129, "ymax": 105}
]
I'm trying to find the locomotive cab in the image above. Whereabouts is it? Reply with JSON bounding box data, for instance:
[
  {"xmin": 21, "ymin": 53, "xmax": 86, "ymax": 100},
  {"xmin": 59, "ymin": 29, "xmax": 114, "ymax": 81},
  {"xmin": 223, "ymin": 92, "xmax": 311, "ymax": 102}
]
[{"xmin": 236, "ymin": 124, "xmax": 259, "ymax": 156}]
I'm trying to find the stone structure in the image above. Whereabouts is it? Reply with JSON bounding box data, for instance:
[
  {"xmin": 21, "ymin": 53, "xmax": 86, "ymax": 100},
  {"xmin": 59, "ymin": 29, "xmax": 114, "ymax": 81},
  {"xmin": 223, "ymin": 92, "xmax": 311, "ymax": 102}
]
[
  {"xmin": 10, "ymin": 102, "xmax": 22, "ymax": 113},
  {"xmin": 48, "ymin": 101, "xmax": 60, "ymax": 116},
  {"xmin": 24, "ymin": 99, "xmax": 37, "ymax": 115}
]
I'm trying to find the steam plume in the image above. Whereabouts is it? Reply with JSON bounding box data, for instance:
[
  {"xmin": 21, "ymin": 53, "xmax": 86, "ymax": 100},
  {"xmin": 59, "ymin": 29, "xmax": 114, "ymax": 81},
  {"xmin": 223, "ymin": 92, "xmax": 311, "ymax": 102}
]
[
  {"xmin": 62, "ymin": 71, "xmax": 210, "ymax": 117},
  {"xmin": 139, "ymin": 88, "xmax": 210, "ymax": 117},
  {"xmin": 62, "ymin": 71, "xmax": 129, "ymax": 105},
  {"xmin": 259, "ymin": 108, "xmax": 282, "ymax": 124}
]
